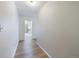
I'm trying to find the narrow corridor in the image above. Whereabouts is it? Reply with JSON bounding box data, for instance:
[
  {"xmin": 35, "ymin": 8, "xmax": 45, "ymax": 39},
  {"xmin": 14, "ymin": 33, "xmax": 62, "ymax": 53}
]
[{"xmin": 15, "ymin": 34, "xmax": 48, "ymax": 58}]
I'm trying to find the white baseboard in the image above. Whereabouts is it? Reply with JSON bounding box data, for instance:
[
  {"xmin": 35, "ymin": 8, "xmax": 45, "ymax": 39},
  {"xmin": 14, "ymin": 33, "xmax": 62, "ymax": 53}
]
[
  {"xmin": 12, "ymin": 40, "xmax": 19, "ymax": 58},
  {"xmin": 35, "ymin": 41, "xmax": 52, "ymax": 58}
]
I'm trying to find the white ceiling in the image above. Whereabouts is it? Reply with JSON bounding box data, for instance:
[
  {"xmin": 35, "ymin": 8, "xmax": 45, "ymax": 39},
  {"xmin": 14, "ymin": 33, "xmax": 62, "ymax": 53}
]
[{"xmin": 15, "ymin": 1, "xmax": 46, "ymax": 17}]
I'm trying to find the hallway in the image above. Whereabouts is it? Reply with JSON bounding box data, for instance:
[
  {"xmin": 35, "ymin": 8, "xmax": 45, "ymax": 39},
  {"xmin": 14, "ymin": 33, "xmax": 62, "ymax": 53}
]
[{"xmin": 15, "ymin": 34, "xmax": 48, "ymax": 58}]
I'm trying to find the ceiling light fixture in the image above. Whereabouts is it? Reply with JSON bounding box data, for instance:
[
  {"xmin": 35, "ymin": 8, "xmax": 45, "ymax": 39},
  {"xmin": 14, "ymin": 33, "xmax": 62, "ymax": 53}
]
[
  {"xmin": 25, "ymin": 1, "xmax": 39, "ymax": 7},
  {"xmin": 29, "ymin": 1, "xmax": 37, "ymax": 6}
]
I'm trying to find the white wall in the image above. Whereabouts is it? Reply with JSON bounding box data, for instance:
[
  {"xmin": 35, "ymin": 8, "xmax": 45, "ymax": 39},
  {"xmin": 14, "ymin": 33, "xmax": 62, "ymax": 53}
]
[
  {"xmin": 19, "ymin": 16, "xmax": 25, "ymax": 41},
  {"xmin": 0, "ymin": 2, "xmax": 19, "ymax": 57},
  {"xmin": 32, "ymin": 16, "xmax": 38, "ymax": 39},
  {"xmin": 33, "ymin": 2, "xmax": 79, "ymax": 57},
  {"xmin": 25, "ymin": 20, "xmax": 28, "ymax": 33}
]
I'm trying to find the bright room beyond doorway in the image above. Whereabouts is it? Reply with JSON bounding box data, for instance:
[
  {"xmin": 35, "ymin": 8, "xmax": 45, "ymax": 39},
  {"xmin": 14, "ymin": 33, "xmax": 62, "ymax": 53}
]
[{"xmin": 25, "ymin": 20, "xmax": 32, "ymax": 38}]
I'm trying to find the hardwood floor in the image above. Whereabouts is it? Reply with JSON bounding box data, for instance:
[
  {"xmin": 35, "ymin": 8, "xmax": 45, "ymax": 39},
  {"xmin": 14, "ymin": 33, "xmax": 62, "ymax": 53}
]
[{"xmin": 14, "ymin": 33, "xmax": 48, "ymax": 58}]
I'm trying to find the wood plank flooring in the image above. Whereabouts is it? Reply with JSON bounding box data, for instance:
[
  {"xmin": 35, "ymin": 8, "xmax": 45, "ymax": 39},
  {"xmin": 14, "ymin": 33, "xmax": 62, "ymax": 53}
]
[{"xmin": 14, "ymin": 34, "xmax": 48, "ymax": 58}]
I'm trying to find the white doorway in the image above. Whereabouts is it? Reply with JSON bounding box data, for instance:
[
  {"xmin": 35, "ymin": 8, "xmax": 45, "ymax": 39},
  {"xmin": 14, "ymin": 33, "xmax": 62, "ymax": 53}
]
[{"xmin": 25, "ymin": 20, "xmax": 32, "ymax": 39}]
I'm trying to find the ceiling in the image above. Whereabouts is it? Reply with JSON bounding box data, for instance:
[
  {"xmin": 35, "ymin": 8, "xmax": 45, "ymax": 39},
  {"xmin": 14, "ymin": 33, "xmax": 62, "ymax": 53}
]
[{"xmin": 15, "ymin": 1, "xmax": 46, "ymax": 18}]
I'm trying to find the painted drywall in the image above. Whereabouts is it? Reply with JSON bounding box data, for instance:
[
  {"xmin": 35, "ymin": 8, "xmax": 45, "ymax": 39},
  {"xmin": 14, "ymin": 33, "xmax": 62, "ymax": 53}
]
[
  {"xmin": 25, "ymin": 20, "xmax": 28, "ymax": 33},
  {"xmin": 32, "ymin": 16, "xmax": 38, "ymax": 39},
  {"xmin": 0, "ymin": 2, "xmax": 19, "ymax": 57},
  {"xmin": 33, "ymin": 2, "xmax": 79, "ymax": 57},
  {"xmin": 19, "ymin": 16, "xmax": 25, "ymax": 41}
]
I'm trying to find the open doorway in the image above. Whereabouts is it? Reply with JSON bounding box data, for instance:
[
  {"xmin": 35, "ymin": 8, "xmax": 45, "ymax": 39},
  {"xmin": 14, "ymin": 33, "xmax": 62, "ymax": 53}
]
[{"xmin": 25, "ymin": 20, "xmax": 32, "ymax": 39}]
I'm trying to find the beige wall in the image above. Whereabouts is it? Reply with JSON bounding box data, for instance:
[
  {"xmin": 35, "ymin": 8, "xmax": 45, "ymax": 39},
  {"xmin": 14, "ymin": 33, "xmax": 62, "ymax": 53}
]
[
  {"xmin": 33, "ymin": 2, "xmax": 79, "ymax": 57},
  {"xmin": 0, "ymin": 2, "xmax": 19, "ymax": 57}
]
